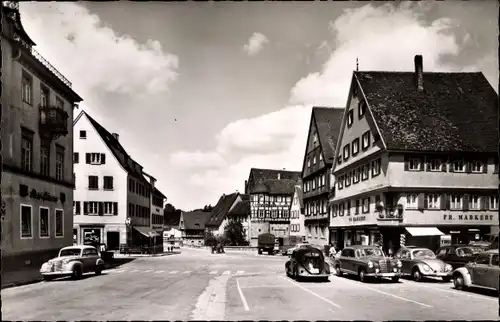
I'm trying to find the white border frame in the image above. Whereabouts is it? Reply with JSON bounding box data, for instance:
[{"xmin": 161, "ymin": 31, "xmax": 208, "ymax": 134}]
[
  {"xmin": 39, "ymin": 206, "xmax": 50, "ymax": 238},
  {"xmin": 55, "ymin": 208, "xmax": 64, "ymax": 238},
  {"xmin": 20, "ymin": 204, "xmax": 33, "ymax": 239}
]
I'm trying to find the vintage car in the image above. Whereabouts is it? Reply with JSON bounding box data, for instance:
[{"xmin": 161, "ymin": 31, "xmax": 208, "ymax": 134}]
[
  {"xmin": 40, "ymin": 245, "xmax": 105, "ymax": 281},
  {"xmin": 285, "ymin": 247, "xmax": 330, "ymax": 282},
  {"xmin": 452, "ymin": 249, "xmax": 499, "ymax": 292},
  {"xmin": 334, "ymin": 245, "xmax": 402, "ymax": 283},
  {"xmin": 394, "ymin": 246, "xmax": 453, "ymax": 282},
  {"xmin": 286, "ymin": 243, "xmax": 313, "ymax": 256},
  {"xmin": 436, "ymin": 244, "xmax": 487, "ymax": 270}
]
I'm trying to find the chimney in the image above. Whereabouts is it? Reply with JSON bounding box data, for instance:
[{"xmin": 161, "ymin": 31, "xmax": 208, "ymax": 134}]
[
  {"xmin": 112, "ymin": 133, "xmax": 119, "ymax": 141},
  {"xmin": 244, "ymin": 180, "xmax": 248, "ymax": 194},
  {"xmin": 414, "ymin": 55, "xmax": 423, "ymax": 91},
  {"xmin": 277, "ymin": 173, "xmax": 281, "ymax": 180}
]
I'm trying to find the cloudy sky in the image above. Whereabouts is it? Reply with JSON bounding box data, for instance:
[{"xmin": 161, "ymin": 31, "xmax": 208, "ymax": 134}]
[{"xmin": 20, "ymin": 1, "xmax": 498, "ymax": 210}]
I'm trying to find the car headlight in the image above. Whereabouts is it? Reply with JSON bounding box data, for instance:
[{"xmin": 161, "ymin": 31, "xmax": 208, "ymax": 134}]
[
  {"xmin": 422, "ymin": 264, "xmax": 431, "ymax": 272},
  {"xmin": 445, "ymin": 264, "xmax": 452, "ymax": 272},
  {"xmin": 396, "ymin": 260, "xmax": 402, "ymax": 268},
  {"xmin": 62, "ymin": 259, "xmax": 71, "ymax": 265},
  {"xmin": 368, "ymin": 261, "xmax": 373, "ymax": 268}
]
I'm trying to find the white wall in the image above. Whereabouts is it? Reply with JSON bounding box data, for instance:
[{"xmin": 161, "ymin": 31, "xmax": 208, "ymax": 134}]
[
  {"xmin": 289, "ymin": 189, "xmax": 305, "ymax": 238},
  {"xmin": 73, "ymin": 114, "xmax": 128, "ymax": 226}
]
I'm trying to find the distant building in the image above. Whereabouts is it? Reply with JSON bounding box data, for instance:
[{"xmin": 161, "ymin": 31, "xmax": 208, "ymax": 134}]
[
  {"xmin": 329, "ymin": 55, "xmax": 499, "ymax": 252},
  {"xmin": 227, "ymin": 194, "xmax": 251, "ymax": 242},
  {"xmin": 1, "ymin": 2, "xmax": 83, "ymax": 278},
  {"xmin": 289, "ymin": 184, "xmax": 305, "ymax": 243},
  {"xmin": 245, "ymin": 168, "xmax": 301, "ymax": 246},
  {"xmin": 301, "ymin": 107, "xmax": 343, "ymax": 248},
  {"xmin": 73, "ymin": 111, "xmax": 161, "ymax": 250},
  {"xmin": 142, "ymin": 171, "xmax": 167, "ymax": 235},
  {"xmin": 179, "ymin": 211, "xmax": 210, "ymax": 246},
  {"xmin": 205, "ymin": 192, "xmax": 239, "ymax": 236}
]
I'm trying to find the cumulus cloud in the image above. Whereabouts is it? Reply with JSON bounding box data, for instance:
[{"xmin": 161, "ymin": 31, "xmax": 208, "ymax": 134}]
[
  {"xmin": 243, "ymin": 32, "xmax": 269, "ymax": 56},
  {"xmin": 19, "ymin": 3, "xmax": 179, "ymax": 97},
  {"xmin": 170, "ymin": 151, "xmax": 227, "ymax": 170}
]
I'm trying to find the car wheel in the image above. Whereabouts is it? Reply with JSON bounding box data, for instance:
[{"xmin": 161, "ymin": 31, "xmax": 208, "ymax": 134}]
[
  {"xmin": 95, "ymin": 265, "xmax": 103, "ymax": 276},
  {"xmin": 442, "ymin": 276, "xmax": 451, "ymax": 283},
  {"xmin": 359, "ymin": 269, "xmax": 367, "ymax": 283},
  {"xmin": 294, "ymin": 268, "xmax": 300, "ymax": 281},
  {"xmin": 392, "ymin": 276, "xmax": 400, "ymax": 283},
  {"xmin": 412, "ymin": 268, "xmax": 422, "ymax": 282},
  {"xmin": 322, "ymin": 276, "xmax": 329, "ymax": 282},
  {"xmin": 453, "ymin": 274, "xmax": 465, "ymax": 290},
  {"xmin": 72, "ymin": 267, "xmax": 82, "ymax": 280},
  {"xmin": 335, "ymin": 265, "xmax": 343, "ymax": 277}
]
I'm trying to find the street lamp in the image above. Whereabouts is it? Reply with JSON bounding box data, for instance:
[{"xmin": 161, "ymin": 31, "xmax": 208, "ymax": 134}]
[
  {"xmin": 125, "ymin": 217, "xmax": 132, "ymax": 250},
  {"xmin": 148, "ymin": 231, "xmax": 156, "ymax": 256}
]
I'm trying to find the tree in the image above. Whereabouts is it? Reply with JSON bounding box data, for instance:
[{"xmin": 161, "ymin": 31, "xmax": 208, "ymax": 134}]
[{"xmin": 223, "ymin": 221, "xmax": 248, "ymax": 246}]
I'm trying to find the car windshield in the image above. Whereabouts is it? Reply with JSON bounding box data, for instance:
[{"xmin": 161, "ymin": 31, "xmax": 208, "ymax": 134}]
[
  {"xmin": 59, "ymin": 249, "xmax": 81, "ymax": 257},
  {"xmin": 412, "ymin": 249, "xmax": 436, "ymax": 259},
  {"xmin": 456, "ymin": 247, "xmax": 482, "ymax": 256},
  {"xmin": 359, "ymin": 247, "xmax": 384, "ymax": 257}
]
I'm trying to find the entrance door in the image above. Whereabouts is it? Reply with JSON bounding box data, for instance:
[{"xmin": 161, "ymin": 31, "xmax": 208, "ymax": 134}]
[{"xmin": 107, "ymin": 232, "xmax": 120, "ymax": 250}]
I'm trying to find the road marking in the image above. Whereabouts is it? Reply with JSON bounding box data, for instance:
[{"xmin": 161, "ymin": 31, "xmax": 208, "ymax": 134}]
[
  {"xmin": 182, "ymin": 271, "xmax": 191, "ymax": 274},
  {"xmin": 209, "ymin": 271, "xmax": 218, "ymax": 275},
  {"xmin": 236, "ymin": 278, "xmax": 250, "ymax": 311},
  {"xmin": 241, "ymin": 285, "xmax": 293, "ymax": 289},
  {"xmin": 236, "ymin": 270, "xmax": 245, "ymax": 275},
  {"xmin": 155, "ymin": 270, "xmax": 165, "ymax": 274},
  {"xmin": 169, "ymin": 271, "xmax": 178, "ymax": 274},
  {"xmin": 222, "ymin": 270, "xmax": 231, "ymax": 275},
  {"xmin": 279, "ymin": 276, "xmax": 341, "ymax": 309},
  {"xmin": 144, "ymin": 270, "xmax": 153, "ymax": 273},
  {"xmin": 364, "ymin": 285, "xmax": 432, "ymax": 307},
  {"xmin": 406, "ymin": 282, "xmax": 498, "ymax": 302}
]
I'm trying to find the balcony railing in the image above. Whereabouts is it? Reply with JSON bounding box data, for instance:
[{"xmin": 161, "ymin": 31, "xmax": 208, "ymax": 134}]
[
  {"xmin": 31, "ymin": 47, "xmax": 72, "ymax": 88},
  {"xmin": 39, "ymin": 106, "xmax": 69, "ymax": 140},
  {"xmin": 303, "ymin": 185, "xmax": 329, "ymax": 199},
  {"xmin": 376, "ymin": 205, "xmax": 404, "ymax": 222}
]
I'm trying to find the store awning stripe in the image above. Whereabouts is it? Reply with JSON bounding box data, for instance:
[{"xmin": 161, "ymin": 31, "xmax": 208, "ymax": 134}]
[
  {"xmin": 406, "ymin": 227, "xmax": 444, "ymax": 237},
  {"xmin": 133, "ymin": 226, "xmax": 161, "ymax": 237}
]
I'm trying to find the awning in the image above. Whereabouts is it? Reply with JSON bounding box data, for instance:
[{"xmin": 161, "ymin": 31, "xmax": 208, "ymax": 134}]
[
  {"xmin": 133, "ymin": 226, "xmax": 161, "ymax": 237},
  {"xmin": 406, "ymin": 227, "xmax": 444, "ymax": 237}
]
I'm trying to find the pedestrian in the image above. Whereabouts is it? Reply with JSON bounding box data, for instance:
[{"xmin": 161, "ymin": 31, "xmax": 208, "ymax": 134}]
[{"xmin": 329, "ymin": 243, "xmax": 337, "ymax": 258}]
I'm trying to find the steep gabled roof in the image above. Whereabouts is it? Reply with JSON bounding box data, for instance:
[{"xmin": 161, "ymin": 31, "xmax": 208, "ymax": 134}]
[
  {"xmin": 206, "ymin": 193, "xmax": 239, "ymax": 227},
  {"xmin": 247, "ymin": 168, "xmax": 301, "ymax": 195},
  {"xmin": 153, "ymin": 187, "xmax": 167, "ymax": 200},
  {"xmin": 228, "ymin": 198, "xmax": 250, "ymax": 217},
  {"xmin": 355, "ymin": 70, "xmax": 498, "ymax": 153},
  {"xmin": 74, "ymin": 111, "xmax": 150, "ymax": 185},
  {"xmin": 181, "ymin": 211, "xmax": 210, "ymax": 230},
  {"xmin": 312, "ymin": 107, "xmax": 344, "ymax": 163}
]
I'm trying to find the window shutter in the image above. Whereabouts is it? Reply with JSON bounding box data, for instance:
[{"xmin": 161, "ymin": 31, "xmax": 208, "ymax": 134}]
[
  {"xmin": 404, "ymin": 155, "xmax": 409, "ymax": 171},
  {"xmin": 440, "ymin": 194, "xmax": 447, "ymax": 210},
  {"xmin": 441, "ymin": 158, "xmax": 447, "ymax": 172},
  {"xmin": 423, "ymin": 194, "xmax": 428, "ymax": 209},
  {"xmin": 98, "ymin": 202, "xmax": 104, "ymax": 216},
  {"xmin": 425, "ymin": 157, "xmax": 431, "ymax": 172},
  {"xmin": 465, "ymin": 160, "xmax": 471, "ymax": 173},
  {"xmin": 480, "ymin": 196, "xmax": 486, "ymax": 210},
  {"xmin": 417, "ymin": 193, "xmax": 424, "ymax": 210},
  {"xmin": 101, "ymin": 153, "xmax": 106, "ymax": 164},
  {"xmin": 83, "ymin": 202, "xmax": 89, "ymax": 215},
  {"xmin": 482, "ymin": 159, "xmax": 488, "ymax": 173},
  {"xmin": 86, "ymin": 153, "xmax": 91, "ymax": 164},
  {"xmin": 445, "ymin": 194, "xmax": 450, "ymax": 210},
  {"xmin": 419, "ymin": 157, "xmax": 424, "ymax": 171},
  {"xmin": 113, "ymin": 202, "xmax": 118, "ymax": 215},
  {"xmin": 76, "ymin": 201, "xmax": 81, "ymax": 214},
  {"xmin": 463, "ymin": 194, "xmax": 470, "ymax": 211},
  {"xmin": 74, "ymin": 153, "xmax": 79, "ymax": 164}
]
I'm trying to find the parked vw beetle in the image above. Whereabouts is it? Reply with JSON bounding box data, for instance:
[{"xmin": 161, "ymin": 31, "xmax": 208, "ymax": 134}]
[
  {"xmin": 394, "ymin": 246, "xmax": 453, "ymax": 282},
  {"xmin": 40, "ymin": 245, "xmax": 105, "ymax": 281},
  {"xmin": 452, "ymin": 249, "xmax": 499, "ymax": 292},
  {"xmin": 285, "ymin": 247, "xmax": 330, "ymax": 282},
  {"xmin": 335, "ymin": 245, "xmax": 402, "ymax": 283}
]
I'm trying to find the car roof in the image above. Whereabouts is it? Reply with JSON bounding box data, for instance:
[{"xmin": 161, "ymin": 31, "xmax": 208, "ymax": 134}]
[
  {"xmin": 61, "ymin": 245, "xmax": 95, "ymax": 250},
  {"xmin": 346, "ymin": 245, "xmax": 379, "ymax": 249},
  {"xmin": 484, "ymin": 249, "xmax": 498, "ymax": 254}
]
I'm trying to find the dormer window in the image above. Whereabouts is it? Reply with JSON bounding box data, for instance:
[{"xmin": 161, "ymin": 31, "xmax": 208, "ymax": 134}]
[
  {"xmin": 429, "ymin": 158, "xmax": 442, "ymax": 171},
  {"xmin": 347, "ymin": 110, "xmax": 354, "ymax": 127},
  {"xmin": 453, "ymin": 160, "xmax": 465, "ymax": 172},
  {"xmin": 313, "ymin": 155, "xmax": 317, "ymax": 164},
  {"xmin": 319, "ymin": 153, "xmax": 323, "ymax": 161},
  {"xmin": 358, "ymin": 100, "xmax": 366, "ymax": 118},
  {"xmin": 337, "ymin": 154, "xmax": 342, "ymax": 165},
  {"xmin": 361, "ymin": 131, "xmax": 370, "ymax": 150},
  {"xmin": 307, "ymin": 158, "xmax": 311, "ymax": 168},
  {"xmin": 343, "ymin": 145, "xmax": 350, "ymax": 161},
  {"xmin": 471, "ymin": 160, "xmax": 483, "ymax": 173},
  {"xmin": 352, "ymin": 138, "xmax": 359, "ymax": 155}
]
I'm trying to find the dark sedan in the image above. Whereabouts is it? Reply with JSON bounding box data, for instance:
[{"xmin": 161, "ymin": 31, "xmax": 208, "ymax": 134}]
[
  {"xmin": 436, "ymin": 245, "xmax": 487, "ymax": 270},
  {"xmin": 285, "ymin": 247, "xmax": 330, "ymax": 282}
]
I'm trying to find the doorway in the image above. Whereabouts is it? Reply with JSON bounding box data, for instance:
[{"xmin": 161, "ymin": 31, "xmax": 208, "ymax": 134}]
[{"xmin": 107, "ymin": 231, "xmax": 120, "ymax": 250}]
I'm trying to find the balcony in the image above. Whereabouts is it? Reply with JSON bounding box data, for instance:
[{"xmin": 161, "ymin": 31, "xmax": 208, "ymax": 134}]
[
  {"xmin": 39, "ymin": 106, "xmax": 69, "ymax": 140},
  {"xmin": 304, "ymin": 213, "xmax": 329, "ymax": 222},
  {"xmin": 376, "ymin": 204, "xmax": 404, "ymax": 225}
]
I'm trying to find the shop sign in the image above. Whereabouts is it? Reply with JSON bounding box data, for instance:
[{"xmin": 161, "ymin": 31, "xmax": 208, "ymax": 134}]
[
  {"xmin": 443, "ymin": 214, "xmax": 494, "ymax": 221},
  {"xmin": 330, "ymin": 213, "xmax": 377, "ymax": 227},
  {"xmin": 349, "ymin": 216, "xmax": 367, "ymax": 223},
  {"xmin": 404, "ymin": 210, "xmax": 498, "ymax": 225},
  {"xmin": 30, "ymin": 189, "xmax": 58, "ymax": 202}
]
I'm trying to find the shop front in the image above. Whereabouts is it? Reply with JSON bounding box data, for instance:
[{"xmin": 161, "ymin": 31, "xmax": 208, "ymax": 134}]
[{"xmin": 329, "ymin": 208, "xmax": 380, "ymax": 249}]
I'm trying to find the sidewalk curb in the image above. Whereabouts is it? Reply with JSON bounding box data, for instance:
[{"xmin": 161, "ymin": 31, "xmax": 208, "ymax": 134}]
[{"xmin": 2, "ymin": 277, "xmax": 44, "ymax": 290}]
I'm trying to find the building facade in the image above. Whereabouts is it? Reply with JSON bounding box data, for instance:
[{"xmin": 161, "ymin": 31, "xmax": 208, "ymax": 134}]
[
  {"xmin": 206, "ymin": 192, "xmax": 239, "ymax": 237},
  {"xmin": 73, "ymin": 111, "xmax": 160, "ymax": 250},
  {"xmin": 329, "ymin": 55, "xmax": 499, "ymax": 254},
  {"xmin": 301, "ymin": 107, "xmax": 343, "ymax": 248},
  {"xmin": 245, "ymin": 168, "xmax": 301, "ymax": 246},
  {"xmin": 289, "ymin": 185, "xmax": 305, "ymax": 243},
  {"xmin": 227, "ymin": 194, "xmax": 251, "ymax": 242},
  {"xmin": 1, "ymin": 3, "xmax": 83, "ymax": 275},
  {"xmin": 142, "ymin": 172, "xmax": 167, "ymax": 236},
  {"xmin": 179, "ymin": 211, "xmax": 210, "ymax": 245}
]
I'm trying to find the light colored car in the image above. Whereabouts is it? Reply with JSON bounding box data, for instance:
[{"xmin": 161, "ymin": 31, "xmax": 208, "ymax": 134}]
[
  {"xmin": 40, "ymin": 245, "xmax": 105, "ymax": 281},
  {"xmin": 287, "ymin": 243, "xmax": 312, "ymax": 256},
  {"xmin": 452, "ymin": 249, "xmax": 499, "ymax": 291},
  {"xmin": 394, "ymin": 247, "xmax": 453, "ymax": 282}
]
